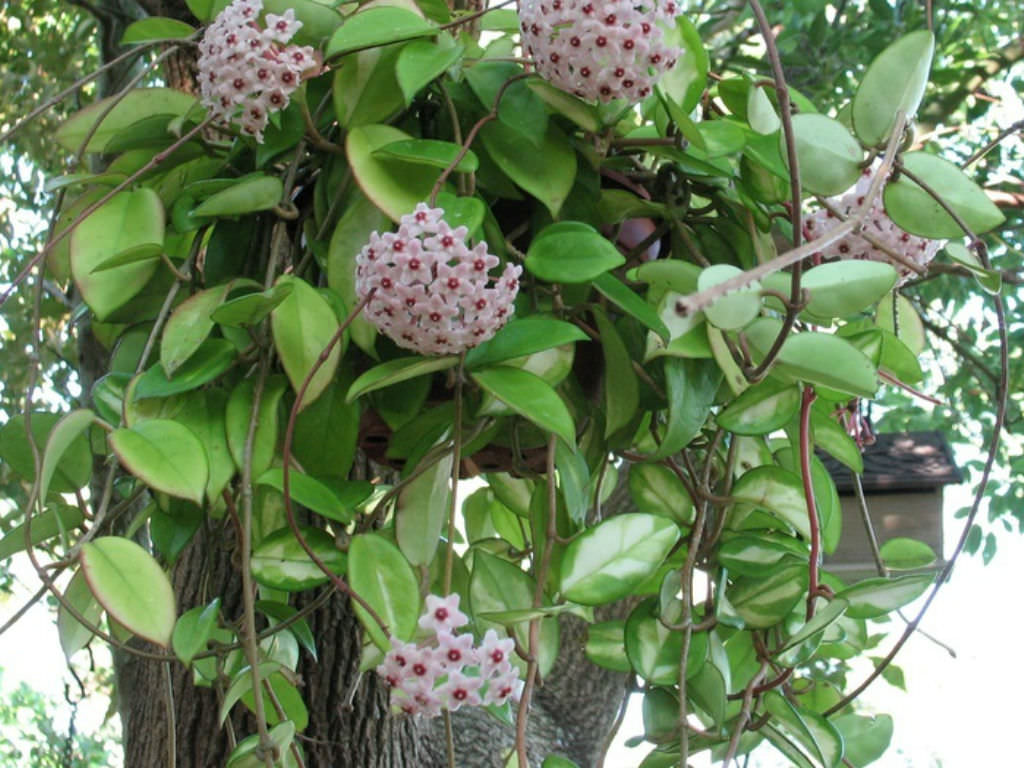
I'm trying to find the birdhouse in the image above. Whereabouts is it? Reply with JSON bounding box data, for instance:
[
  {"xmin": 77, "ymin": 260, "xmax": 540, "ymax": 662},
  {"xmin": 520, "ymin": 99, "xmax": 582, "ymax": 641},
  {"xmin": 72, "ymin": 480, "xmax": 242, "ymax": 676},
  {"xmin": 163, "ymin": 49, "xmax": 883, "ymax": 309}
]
[{"xmin": 821, "ymin": 431, "xmax": 962, "ymax": 581}]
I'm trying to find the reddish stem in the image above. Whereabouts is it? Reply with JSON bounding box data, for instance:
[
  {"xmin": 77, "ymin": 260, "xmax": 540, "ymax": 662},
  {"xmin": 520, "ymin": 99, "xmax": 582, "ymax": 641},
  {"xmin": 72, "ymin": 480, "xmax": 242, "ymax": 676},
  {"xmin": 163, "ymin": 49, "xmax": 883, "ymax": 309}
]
[{"xmin": 799, "ymin": 386, "xmax": 820, "ymax": 620}]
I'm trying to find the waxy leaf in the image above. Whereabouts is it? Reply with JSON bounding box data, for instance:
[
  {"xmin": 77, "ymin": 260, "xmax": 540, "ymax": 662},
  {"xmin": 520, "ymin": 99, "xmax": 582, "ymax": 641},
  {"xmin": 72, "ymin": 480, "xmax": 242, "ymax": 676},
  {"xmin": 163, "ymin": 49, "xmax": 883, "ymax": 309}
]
[
  {"xmin": 718, "ymin": 533, "xmax": 807, "ymax": 577},
  {"xmin": 727, "ymin": 564, "xmax": 807, "ymax": 628},
  {"xmin": 193, "ymin": 176, "xmax": 283, "ymax": 217},
  {"xmin": 272, "ymin": 275, "xmax": 344, "ymax": 409},
  {"xmin": 71, "ymin": 189, "xmax": 163, "ymax": 321},
  {"xmin": 525, "ymin": 222, "xmax": 625, "ymax": 284},
  {"xmin": 172, "ymin": 598, "xmax": 221, "ymax": 665},
  {"xmin": 764, "ymin": 690, "xmax": 845, "ymax": 768},
  {"xmin": 585, "ymin": 620, "xmax": 631, "ymax": 672},
  {"xmin": 374, "ymin": 138, "xmax": 478, "ymax": 173},
  {"xmin": 56, "ymin": 88, "xmax": 197, "ymax": 153},
  {"xmin": 795, "ymin": 260, "xmax": 899, "ymax": 320},
  {"xmin": 628, "ymin": 463, "xmax": 694, "ymax": 526},
  {"xmin": 396, "ymin": 450, "xmax": 452, "ymax": 566},
  {"xmin": 225, "ymin": 376, "xmax": 286, "ymax": 478},
  {"xmin": 883, "ymin": 152, "xmax": 1005, "ymax": 238},
  {"xmin": 852, "ymin": 30, "xmax": 934, "ymax": 147},
  {"xmin": 250, "ymin": 527, "xmax": 346, "ymax": 592},
  {"xmin": 257, "ymin": 468, "xmax": 354, "ymax": 524},
  {"xmin": 745, "ymin": 319, "xmax": 878, "ymax": 398},
  {"xmin": 39, "ymin": 410, "xmax": 96, "ymax": 503},
  {"xmin": 109, "ymin": 420, "xmax": 209, "ymax": 505},
  {"xmin": 775, "ymin": 598, "xmax": 848, "ymax": 657},
  {"xmin": 465, "ymin": 315, "xmax": 587, "ymax": 369},
  {"xmin": 0, "ymin": 504, "xmax": 85, "ymax": 560},
  {"xmin": 347, "ymin": 123, "xmax": 437, "ymax": 222},
  {"xmin": 348, "ymin": 533, "xmax": 420, "ymax": 649},
  {"xmin": 732, "ymin": 465, "xmax": 810, "ymax": 539},
  {"xmin": 698, "ymin": 264, "xmax": 760, "ymax": 331},
  {"xmin": 560, "ymin": 514, "xmax": 680, "ymax": 605},
  {"xmin": 134, "ymin": 339, "xmax": 237, "ymax": 400},
  {"xmin": 57, "ymin": 570, "xmax": 103, "ymax": 658},
  {"xmin": 593, "ymin": 308, "xmax": 639, "ymax": 439},
  {"xmin": 837, "ymin": 573, "xmax": 933, "ymax": 619},
  {"xmin": 480, "ymin": 120, "xmax": 576, "ymax": 218},
  {"xmin": 879, "ymin": 537, "xmax": 937, "ymax": 570},
  {"xmin": 627, "ymin": 259, "xmax": 701, "ymax": 295},
  {"xmin": 833, "ymin": 714, "xmax": 893, "ymax": 768},
  {"xmin": 347, "ymin": 356, "xmax": 459, "ymax": 402},
  {"xmin": 650, "ymin": 358, "xmax": 720, "ymax": 459},
  {"xmin": 211, "ymin": 282, "xmax": 295, "ymax": 327},
  {"xmin": 593, "ymin": 273, "xmax": 671, "ymax": 342},
  {"xmin": 625, "ymin": 598, "xmax": 707, "ymax": 685},
  {"xmin": 788, "ymin": 114, "xmax": 863, "ymax": 196},
  {"xmin": 326, "ymin": 7, "xmax": 434, "ymax": 59},
  {"xmin": 80, "ymin": 536, "xmax": 176, "ymax": 647},
  {"xmin": 161, "ymin": 282, "xmax": 236, "ymax": 374},
  {"xmin": 717, "ymin": 379, "xmax": 800, "ymax": 436},
  {"xmin": 121, "ymin": 17, "xmax": 196, "ymax": 43},
  {"xmin": 471, "ymin": 367, "xmax": 576, "ymax": 447},
  {"xmin": 396, "ymin": 39, "xmax": 464, "ymax": 104}
]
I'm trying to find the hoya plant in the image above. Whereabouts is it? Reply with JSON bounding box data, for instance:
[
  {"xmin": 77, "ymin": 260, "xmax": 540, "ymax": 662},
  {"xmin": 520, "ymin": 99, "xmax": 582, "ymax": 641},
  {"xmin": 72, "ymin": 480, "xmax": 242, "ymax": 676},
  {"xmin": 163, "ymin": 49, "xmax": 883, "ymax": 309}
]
[{"xmin": 0, "ymin": 0, "xmax": 1016, "ymax": 767}]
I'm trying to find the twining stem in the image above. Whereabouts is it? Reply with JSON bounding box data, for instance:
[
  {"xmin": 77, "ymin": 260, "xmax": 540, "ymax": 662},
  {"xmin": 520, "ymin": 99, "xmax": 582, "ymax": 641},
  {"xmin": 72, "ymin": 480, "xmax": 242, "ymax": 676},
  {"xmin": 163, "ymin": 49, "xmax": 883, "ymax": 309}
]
[
  {"xmin": 239, "ymin": 360, "xmax": 276, "ymax": 766},
  {"xmin": 722, "ymin": 659, "xmax": 768, "ymax": 767},
  {"xmin": 799, "ymin": 386, "xmax": 820, "ymax": 620},
  {"xmin": 279, "ymin": 291, "xmax": 390, "ymax": 635},
  {"xmin": 443, "ymin": 353, "xmax": 467, "ymax": 594},
  {"xmin": 515, "ymin": 434, "xmax": 560, "ymax": 767}
]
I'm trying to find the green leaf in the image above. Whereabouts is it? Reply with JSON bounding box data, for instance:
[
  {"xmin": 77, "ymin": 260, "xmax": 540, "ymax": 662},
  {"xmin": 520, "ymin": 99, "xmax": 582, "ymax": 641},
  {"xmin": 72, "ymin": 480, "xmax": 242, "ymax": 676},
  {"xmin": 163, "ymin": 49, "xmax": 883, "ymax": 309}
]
[
  {"xmin": 56, "ymin": 88, "xmax": 197, "ymax": 153},
  {"xmin": 374, "ymin": 138, "xmax": 478, "ymax": 173},
  {"xmin": 225, "ymin": 376, "xmax": 286, "ymax": 478},
  {"xmin": 348, "ymin": 534, "xmax": 420, "ymax": 649},
  {"xmin": 883, "ymin": 152, "xmax": 1005, "ymax": 238},
  {"xmin": 172, "ymin": 598, "xmax": 221, "ymax": 665},
  {"xmin": 470, "ymin": 367, "xmax": 576, "ymax": 447},
  {"xmin": 291, "ymin": 380, "xmax": 361, "ymax": 480},
  {"xmin": 585, "ymin": 620, "xmax": 631, "ymax": 672},
  {"xmin": 347, "ymin": 355, "xmax": 458, "ymax": 402},
  {"xmin": 263, "ymin": 0, "xmax": 343, "ymax": 45},
  {"xmin": 58, "ymin": 570, "xmax": 103, "ymax": 658},
  {"xmin": 593, "ymin": 273, "xmax": 671, "ymax": 341},
  {"xmin": 852, "ymin": 30, "xmax": 934, "ymax": 147},
  {"xmin": 465, "ymin": 315, "xmax": 587, "ymax": 369},
  {"xmin": 211, "ymin": 282, "xmax": 295, "ymax": 327},
  {"xmin": 945, "ymin": 242, "xmax": 1002, "ymax": 294},
  {"xmin": 162, "ymin": 282, "xmax": 236, "ymax": 374},
  {"xmin": 471, "ymin": 550, "xmax": 560, "ymax": 677},
  {"xmin": 833, "ymin": 714, "xmax": 893, "ymax": 767},
  {"xmin": 698, "ymin": 264, "xmax": 760, "ymax": 330},
  {"xmin": 256, "ymin": 468, "xmax": 354, "ymax": 524},
  {"xmin": 396, "ymin": 39, "xmax": 464, "ymax": 104},
  {"xmin": 525, "ymin": 222, "xmax": 625, "ymax": 284},
  {"xmin": 272, "ymin": 275, "xmax": 344, "ymax": 409},
  {"xmin": 480, "ymin": 120, "xmax": 576, "ymax": 217},
  {"xmin": 134, "ymin": 339, "xmax": 237, "ymax": 400},
  {"xmin": 560, "ymin": 514, "xmax": 680, "ymax": 605},
  {"xmin": 593, "ymin": 308, "xmax": 639, "ymax": 439},
  {"xmin": 80, "ymin": 536, "xmax": 176, "ymax": 647},
  {"xmin": 625, "ymin": 598, "xmax": 706, "ymax": 684},
  {"xmin": 39, "ymin": 410, "xmax": 96, "ymax": 503},
  {"xmin": 837, "ymin": 573, "xmax": 933, "ymax": 619},
  {"xmin": 811, "ymin": 407, "xmax": 864, "ymax": 474},
  {"xmin": 732, "ymin": 465, "xmax": 810, "ymax": 539},
  {"xmin": 658, "ymin": 15, "xmax": 709, "ymax": 113},
  {"xmin": 0, "ymin": 504, "xmax": 85, "ymax": 560},
  {"xmin": 542, "ymin": 757, "xmax": 580, "ymax": 768},
  {"xmin": 788, "ymin": 114, "xmax": 863, "ymax": 196},
  {"xmin": 250, "ymin": 527, "xmax": 346, "ymax": 592},
  {"xmin": 346, "ymin": 123, "xmax": 438, "ymax": 222},
  {"xmin": 628, "ymin": 463, "xmax": 694, "ymax": 526},
  {"xmin": 395, "ymin": 450, "xmax": 452, "ymax": 566},
  {"xmin": 879, "ymin": 537, "xmax": 937, "ymax": 570},
  {"xmin": 256, "ymin": 600, "xmax": 318, "ymax": 661},
  {"xmin": 71, "ymin": 189, "xmax": 163, "ymax": 321},
  {"xmin": 764, "ymin": 690, "xmax": 845, "ymax": 768},
  {"xmin": 109, "ymin": 420, "xmax": 208, "ymax": 505},
  {"xmin": 717, "ymin": 533, "xmax": 807, "ymax": 577},
  {"xmin": 627, "ymin": 259, "xmax": 701, "ymax": 295},
  {"xmin": 727, "ymin": 564, "xmax": 807, "ymax": 629},
  {"xmin": 121, "ymin": 17, "xmax": 196, "ymax": 43},
  {"xmin": 465, "ymin": 61, "xmax": 548, "ymax": 146},
  {"xmin": 225, "ymin": 716, "xmax": 296, "ymax": 768},
  {"xmin": 526, "ymin": 79, "xmax": 601, "ymax": 132},
  {"xmin": 775, "ymin": 598, "xmax": 848, "ymax": 657},
  {"xmin": 717, "ymin": 379, "xmax": 801, "ymax": 436},
  {"xmin": 798, "ymin": 260, "xmax": 899, "ymax": 320},
  {"xmin": 747, "ymin": 86, "xmax": 780, "ymax": 134},
  {"xmin": 325, "ymin": 7, "xmax": 434, "ymax": 59},
  {"xmin": 745, "ymin": 319, "xmax": 878, "ymax": 398},
  {"xmin": 650, "ymin": 358, "xmax": 720, "ymax": 460},
  {"xmin": 193, "ymin": 175, "xmax": 283, "ymax": 217}
]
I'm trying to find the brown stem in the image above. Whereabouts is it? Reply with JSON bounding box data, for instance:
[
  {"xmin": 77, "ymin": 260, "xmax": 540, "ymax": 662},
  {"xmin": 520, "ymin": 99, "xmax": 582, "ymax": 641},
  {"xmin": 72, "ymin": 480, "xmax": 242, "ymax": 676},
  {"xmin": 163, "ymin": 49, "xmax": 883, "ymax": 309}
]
[{"xmin": 799, "ymin": 386, "xmax": 820, "ymax": 620}]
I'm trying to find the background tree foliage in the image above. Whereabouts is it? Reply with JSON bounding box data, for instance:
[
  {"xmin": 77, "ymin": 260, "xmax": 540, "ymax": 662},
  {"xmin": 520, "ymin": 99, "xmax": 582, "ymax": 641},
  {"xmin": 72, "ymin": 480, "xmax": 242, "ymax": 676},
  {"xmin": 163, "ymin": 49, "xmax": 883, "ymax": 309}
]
[{"xmin": 0, "ymin": 1, "xmax": 1021, "ymax": 767}]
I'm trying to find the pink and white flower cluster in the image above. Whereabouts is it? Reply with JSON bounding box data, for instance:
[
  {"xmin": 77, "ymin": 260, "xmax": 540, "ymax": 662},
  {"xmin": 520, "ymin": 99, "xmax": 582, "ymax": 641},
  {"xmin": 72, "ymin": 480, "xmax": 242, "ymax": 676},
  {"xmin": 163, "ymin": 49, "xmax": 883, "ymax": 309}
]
[
  {"xmin": 519, "ymin": 0, "xmax": 683, "ymax": 103},
  {"xmin": 376, "ymin": 594, "xmax": 523, "ymax": 717},
  {"xmin": 355, "ymin": 204, "xmax": 522, "ymax": 356},
  {"xmin": 197, "ymin": 0, "xmax": 316, "ymax": 142},
  {"xmin": 804, "ymin": 166, "xmax": 942, "ymax": 283}
]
